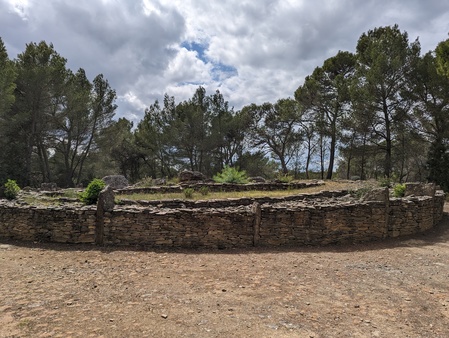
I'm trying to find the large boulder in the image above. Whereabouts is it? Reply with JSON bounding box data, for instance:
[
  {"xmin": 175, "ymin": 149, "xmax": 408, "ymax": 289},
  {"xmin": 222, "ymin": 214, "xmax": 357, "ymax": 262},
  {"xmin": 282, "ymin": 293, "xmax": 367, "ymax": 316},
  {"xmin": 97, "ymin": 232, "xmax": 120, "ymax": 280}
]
[
  {"xmin": 179, "ymin": 170, "xmax": 206, "ymax": 183},
  {"xmin": 102, "ymin": 175, "xmax": 129, "ymax": 189}
]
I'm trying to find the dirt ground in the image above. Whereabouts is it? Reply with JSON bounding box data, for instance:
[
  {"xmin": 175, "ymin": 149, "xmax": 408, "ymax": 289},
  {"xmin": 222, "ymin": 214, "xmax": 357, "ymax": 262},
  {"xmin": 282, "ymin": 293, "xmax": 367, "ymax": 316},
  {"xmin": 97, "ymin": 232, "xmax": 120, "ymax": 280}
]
[{"xmin": 1, "ymin": 207, "xmax": 449, "ymax": 338}]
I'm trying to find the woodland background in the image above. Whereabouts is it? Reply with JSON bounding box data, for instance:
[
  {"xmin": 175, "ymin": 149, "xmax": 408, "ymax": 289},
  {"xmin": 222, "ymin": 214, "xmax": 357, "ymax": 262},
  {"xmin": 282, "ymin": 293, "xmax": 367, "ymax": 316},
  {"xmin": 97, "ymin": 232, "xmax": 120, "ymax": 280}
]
[{"xmin": 2, "ymin": 25, "xmax": 449, "ymax": 190}]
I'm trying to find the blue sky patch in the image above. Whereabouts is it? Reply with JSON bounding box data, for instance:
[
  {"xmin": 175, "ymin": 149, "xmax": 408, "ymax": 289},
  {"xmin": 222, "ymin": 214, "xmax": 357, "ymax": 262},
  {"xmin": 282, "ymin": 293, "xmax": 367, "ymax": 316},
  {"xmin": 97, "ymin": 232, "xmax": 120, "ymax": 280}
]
[{"xmin": 181, "ymin": 40, "xmax": 238, "ymax": 82}]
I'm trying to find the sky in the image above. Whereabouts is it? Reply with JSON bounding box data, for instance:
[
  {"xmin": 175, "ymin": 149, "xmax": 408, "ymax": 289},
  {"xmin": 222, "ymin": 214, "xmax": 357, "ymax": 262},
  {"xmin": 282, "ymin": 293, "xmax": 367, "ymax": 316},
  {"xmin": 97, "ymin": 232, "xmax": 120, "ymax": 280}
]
[{"xmin": 1, "ymin": 0, "xmax": 449, "ymax": 123}]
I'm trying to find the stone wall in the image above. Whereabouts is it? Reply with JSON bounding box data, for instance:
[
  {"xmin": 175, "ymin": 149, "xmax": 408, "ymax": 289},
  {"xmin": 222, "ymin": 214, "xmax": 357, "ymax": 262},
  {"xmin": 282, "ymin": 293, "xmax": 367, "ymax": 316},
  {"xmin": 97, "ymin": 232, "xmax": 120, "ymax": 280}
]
[
  {"xmin": 0, "ymin": 204, "xmax": 96, "ymax": 243},
  {"xmin": 0, "ymin": 189, "xmax": 445, "ymax": 249},
  {"xmin": 117, "ymin": 180, "xmax": 325, "ymax": 195}
]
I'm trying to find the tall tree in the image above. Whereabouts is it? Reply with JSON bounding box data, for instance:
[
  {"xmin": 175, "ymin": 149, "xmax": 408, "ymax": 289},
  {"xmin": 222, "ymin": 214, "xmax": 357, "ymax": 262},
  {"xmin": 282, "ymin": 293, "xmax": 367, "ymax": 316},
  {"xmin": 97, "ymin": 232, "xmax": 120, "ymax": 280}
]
[
  {"xmin": 0, "ymin": 38, "xmax": 17, "ymax": 184},
  {"xmin": 172, "ymin": 87, "xmax": 213, "ymax": 173},
  {"xmin": 209, "ymin": 90, "xmax": 249, "ymax": 169},
  {"xmin": 408, "ymin": 51, "xmax": 449, "ymax": 189},
  {"xmin": 295, "ymin": 51, "xmax": 356, "ymax": 179},
  {"xmin": 243, "ymin": 98, "xmax": 303, "ymax": 174},
  {"xmin": 354, "ymin": 25, "xmax": 420, "ymax": 178},
  {"xmin": 135, "ymin": 94, "xmax": 178, "ymax": 178},
  {"xmin": 0, "ymin": 38, "xmax": 16, "ymax": 116},
  {"xmin": 98, "ymin": 118, "xmax": 142, "ymax": 182},
  {"xmin": 74, "ymin": 74, "xmax": 116, "ymax": 185},
  {"xmin": 50, "ymin": 68, "xmax": 92, "ymax": 187},
  {"xmin": 10, "ymin": 41, "xmax": 67, "ymax": 185}
]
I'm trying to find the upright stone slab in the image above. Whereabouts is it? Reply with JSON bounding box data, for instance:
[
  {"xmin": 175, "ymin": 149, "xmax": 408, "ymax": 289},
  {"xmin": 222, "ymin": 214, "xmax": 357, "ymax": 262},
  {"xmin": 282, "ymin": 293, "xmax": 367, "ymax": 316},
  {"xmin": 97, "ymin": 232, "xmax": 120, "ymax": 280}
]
[
  {"xmin": 98, "ymin": 185, "xmax": 115, "ymax": 212},
  {"xmin": 95, "ymin": 185, "xmax": 115, "ymax": 245},
  {"xmin": 252, "ymin": 202, "xmax": 261, "ymax": 247}
]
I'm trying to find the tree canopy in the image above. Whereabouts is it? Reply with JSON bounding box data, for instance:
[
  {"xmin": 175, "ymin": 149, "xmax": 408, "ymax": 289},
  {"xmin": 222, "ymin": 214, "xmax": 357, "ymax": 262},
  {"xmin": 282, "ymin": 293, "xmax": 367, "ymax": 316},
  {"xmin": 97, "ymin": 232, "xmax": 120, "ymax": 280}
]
[{"xmin": 2, "ymin": 26, "xmax": 449, "ymax": 190}]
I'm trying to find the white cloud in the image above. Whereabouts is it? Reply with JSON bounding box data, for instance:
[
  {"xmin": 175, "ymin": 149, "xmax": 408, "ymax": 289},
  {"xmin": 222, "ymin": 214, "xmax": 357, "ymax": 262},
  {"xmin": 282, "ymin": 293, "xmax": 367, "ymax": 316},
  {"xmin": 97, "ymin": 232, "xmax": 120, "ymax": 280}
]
[
  {"xmin": 1, "ymin": 0, "xmax": 449, "ymax": 122},
  {"xmin": 164, "ymin": 47, "xmax": 212, "ymax": 84}
]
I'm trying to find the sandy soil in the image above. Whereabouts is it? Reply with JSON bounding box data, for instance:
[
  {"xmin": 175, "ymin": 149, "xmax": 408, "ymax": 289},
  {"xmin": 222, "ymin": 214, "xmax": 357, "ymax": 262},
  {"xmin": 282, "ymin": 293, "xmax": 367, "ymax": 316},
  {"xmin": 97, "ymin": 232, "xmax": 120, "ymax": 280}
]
[{"xmin": 1, "ymin": 206, "xmax": 449, "ymax": 338}]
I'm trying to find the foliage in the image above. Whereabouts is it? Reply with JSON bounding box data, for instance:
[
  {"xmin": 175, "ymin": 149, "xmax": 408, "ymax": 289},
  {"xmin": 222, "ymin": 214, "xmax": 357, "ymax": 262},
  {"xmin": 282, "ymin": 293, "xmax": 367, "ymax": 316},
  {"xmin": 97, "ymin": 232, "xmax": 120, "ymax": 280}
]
[
  {"xmin": 213, "ymin": 166, "xmax": 248, "ymax": 184},
  {"xmin": 3, "ymin": 29, "xmax": 449, "ymax": 189},
  {"xmin": 234, "ymin": 151, "xmax": 278, "ymax": 179},
  {"xmin": 242, "ymin": 98, "xmax": 303, "ymax": 174},
  {"xmin": 436, "ymin": 38, "xmax": 449, "ymax": 78},
  {"xmin": 276, "ymin": 173, "xmax": 294, "ymax": 183},
  {"xmin": 199, "ymin": 186, "xmax": 209, "ymax": 196},
  {"xmin": 0, "ymin": 40, "xmax": 117, "ymax": 188},
  {"xmin": 393, "ymin": 183, "xmax": 406, "ymax": 198},
  {"xmin": 183, "ymin": 188, "xmax": 194, "ymax": 199},
  {"xmin": 295, "ymin": 51, "xmax": 356, "ymax": 179},
  {"xmin": 4, "ymin": 179, "xmax": 20, "ymax": 200},
  {"xmin": 378, "ymin": 177, "xmax": 392, "ymax": 188},
  {"xmin": 352, "ymin": 24, "xmax": 421, "ymax": 178},
  {"xmin": 80, "ymin": 179, "xmax": 106, "ymax": 205}
]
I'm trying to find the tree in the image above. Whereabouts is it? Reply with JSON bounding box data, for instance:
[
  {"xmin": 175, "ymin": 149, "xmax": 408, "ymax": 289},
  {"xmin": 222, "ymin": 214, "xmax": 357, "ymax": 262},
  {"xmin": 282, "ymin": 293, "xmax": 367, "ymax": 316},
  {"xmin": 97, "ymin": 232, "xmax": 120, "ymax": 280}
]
[
  {"xmin": 99, "ymin": 118, "xmax": 142, "ymax": 182},
  {"xmin": 9, "ymin": 41, "xmax": 67, "ymax": 186},
  {"xmin": 0, "ymin": 38, "xmax": 16, "ymax": 116},
  {"xmin": 50, "ymin": 68, "xmax": 92, "ymax": 187},
  {"xmin": 209, "ymin": 90, "xmax": 247, "ymax": 169},
  {"xmin": 74, "ymin": 74, "xmax": 116, "ymax": 185},
  {"xmin": 408, "ymin": 51, "xmax": 449, "ymax": 189},
  {"xmin": 353, "ymin": 25, "xmax": 421, "ymax": 178},
  {"xmin": 135, "ymin": 95, "xmax": 178, "ymax": 178},
  {"xmin": 243, "ymin": 98, "xmax": 303, "ymax": 174},
  {"xmin": 295, "ymin": 51, "xmax": 356, "ymax": 179},
  {"xmin": 0, "ymin": 38, "xmax": 17, "ymax": 184},
  {"xmin": 436, "ymin": 37, "xmax": 449, "ymax": 78},
  {"xmin": 172, "ymin": 87, "xmax": 212, "ymax": 173}
]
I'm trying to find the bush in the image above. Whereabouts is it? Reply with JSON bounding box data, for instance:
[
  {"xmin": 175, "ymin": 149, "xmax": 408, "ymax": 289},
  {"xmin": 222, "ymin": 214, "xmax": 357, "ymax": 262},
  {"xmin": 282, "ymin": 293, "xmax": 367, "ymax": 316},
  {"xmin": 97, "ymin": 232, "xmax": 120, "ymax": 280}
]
[
  {"xmin": 80, "ymin": 178, "xmax": 106, "ymax": 205},
  {"xmin": 183, "ymin": 188, "xmax": 194, "ymax": 199},
  {"xmin": 393, "ymin": 183, "xmax": 406, "ymax": 198},
  {"xmin": 213, "ymin": 166, "xmax": 248, "ymax": 184},
  {"xmin": 199, "ymin": 186, "xmax": 209, "ymax": 196},
  {"xmin": 378, "ymin": 177, "xmax": 392, "ymax": 188},
  {"xmin": 276, "ymin": 173, "xmax": 294, "ymax": 183},
  {"xmin": 4, "ymin": 179, "xmax": 20, "ymax": 200}
]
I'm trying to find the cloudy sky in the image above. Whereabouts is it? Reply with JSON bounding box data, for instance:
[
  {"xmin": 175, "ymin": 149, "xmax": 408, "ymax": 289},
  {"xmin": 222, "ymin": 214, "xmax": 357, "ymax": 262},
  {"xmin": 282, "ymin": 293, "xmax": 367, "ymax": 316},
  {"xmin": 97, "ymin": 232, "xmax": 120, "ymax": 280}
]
[{"xmin": 1, "ymin": 0, "xmax": 449, "ymax": 123}]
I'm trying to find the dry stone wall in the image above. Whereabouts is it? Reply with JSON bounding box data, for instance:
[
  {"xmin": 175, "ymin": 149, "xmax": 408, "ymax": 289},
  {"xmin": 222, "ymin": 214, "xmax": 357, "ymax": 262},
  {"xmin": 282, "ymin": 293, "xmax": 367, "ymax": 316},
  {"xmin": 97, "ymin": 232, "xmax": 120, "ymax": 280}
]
[
  {"xmin": 0, "ymin": 187, "xmax": 445, "ymax": 249},
  {"xmin": 0, "ymin": 204, "xmax": 96, "ymax": 243},
  {"xmin": 117, "ymin": 180, "xmax": 325, "ymax": 195}
]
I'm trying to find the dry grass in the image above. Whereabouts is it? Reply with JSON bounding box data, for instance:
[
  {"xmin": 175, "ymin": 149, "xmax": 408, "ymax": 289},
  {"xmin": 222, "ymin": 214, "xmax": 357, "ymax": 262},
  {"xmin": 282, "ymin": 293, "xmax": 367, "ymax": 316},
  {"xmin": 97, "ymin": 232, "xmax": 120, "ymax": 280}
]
[{"xmin": 117, "ymin": 180, "xmax": 374, "ymax": 202}]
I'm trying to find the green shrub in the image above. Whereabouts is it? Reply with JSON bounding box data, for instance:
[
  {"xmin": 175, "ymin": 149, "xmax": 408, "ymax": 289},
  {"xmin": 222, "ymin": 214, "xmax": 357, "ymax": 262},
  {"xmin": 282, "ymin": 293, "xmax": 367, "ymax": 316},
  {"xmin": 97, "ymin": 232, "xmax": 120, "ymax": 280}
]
[
  {"xmin": 276, "ymin": 173, "xmax": 294, "ymax": 183},
  {"xmin": 378, "ymin": 177, "xmax": 392, "ymax": 188},
  {"xmin": 80, "ymin": 178, "xmax": 106, "ymax": 205},
  {"xmin": 199, "ymin": 186, "xmax": 209, "ymax": 196},
  {"xmin": 393, "ymin": 183, "xmax": 406, "ymax": 198},
  {"xmin": 213, "ymin": 166, "xmax": 248, "ymax": 184},
  {"xmin": 183, "ymin": 188, "xmax": 194, "ymax": 199},
  {"xmin": 4, "ymin": 179, "xmax": 20, "ymax": 200}
]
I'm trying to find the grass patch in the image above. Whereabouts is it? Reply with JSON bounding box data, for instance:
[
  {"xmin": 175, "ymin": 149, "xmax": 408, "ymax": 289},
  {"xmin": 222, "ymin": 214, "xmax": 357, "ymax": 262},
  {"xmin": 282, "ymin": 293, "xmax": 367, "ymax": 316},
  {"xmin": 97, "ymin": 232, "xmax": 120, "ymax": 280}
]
[{"xmin": 116, "ymin": 181, "xmax": 362, "ymax": 202}]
